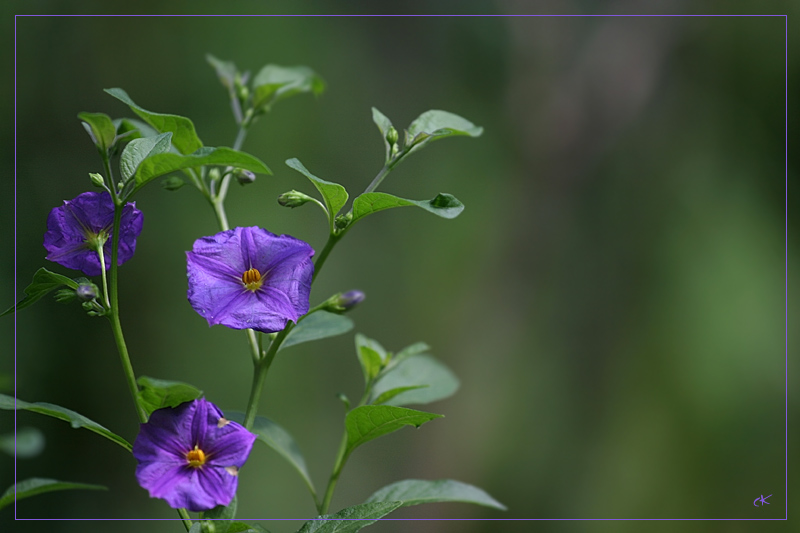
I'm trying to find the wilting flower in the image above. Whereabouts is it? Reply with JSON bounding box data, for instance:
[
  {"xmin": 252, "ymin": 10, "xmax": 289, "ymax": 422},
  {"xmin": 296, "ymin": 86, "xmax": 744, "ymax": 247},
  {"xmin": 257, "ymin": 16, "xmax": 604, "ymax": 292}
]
[
  {"xmin": 132, "ymin": 398, "xmax": 257, "ymax": 512},
  {"xmin": 187, "ymin": 226, "xmax": 314, "ymax": 333},
  {"xmin": 43, "ymin": 191, "xmax": 143, "ymax": 276}
]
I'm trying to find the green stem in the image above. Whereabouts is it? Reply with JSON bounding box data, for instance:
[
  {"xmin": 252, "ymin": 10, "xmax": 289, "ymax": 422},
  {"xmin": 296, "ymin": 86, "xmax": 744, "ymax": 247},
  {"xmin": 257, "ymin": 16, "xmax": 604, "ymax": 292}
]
[
  {"xmin": 177, "ymin": 508, "xmax": 193, "ymax": 531},
  {"xmin": 320, "ymin": 431, "xmax": 349, "ymax": 514},
  {"xmin": 363, "ymin": 165, "xmax": 391, "ymax": 195},
  {"xmin": 95, "ymin": 242, "xmax": 111, "ymax": 310},
  {"xmin": 313, "ymin": 234, "xmax": 342, "ymax": 283},
  {"xmin": 212, "ymin": 199, "xmax": 231, "ymax": 231},
  {"xmin": 107, "ymin": 204, "xmax": 147, "ymax": 423},
  {"xmin": 243, "ymin": 326, "xmax": 292, "ymax": 429}
]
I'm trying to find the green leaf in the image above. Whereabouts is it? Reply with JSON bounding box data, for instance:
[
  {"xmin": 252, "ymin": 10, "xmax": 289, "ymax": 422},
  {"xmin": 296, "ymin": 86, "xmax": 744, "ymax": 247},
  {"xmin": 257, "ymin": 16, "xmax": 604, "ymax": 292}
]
[
  {"xmin": 136, "ymin": 376, "xmax": 203, "ymax": 418},
  {"xmin": 371, "ymin": 355, "xmax": 459, "ymax": 406},
  {"xmin": 345, "ymin": 405, "xmax": 442, "ymax": 456},
  {"xmin": 132, "ymin": 147, "xmax": 271, "ymax": 192},
  {"xmin": 0, "ymin": 393, "xmax": 132, "ymax": 451},
  {"xmin": 201, "ymin": 495, "xmax": 237, "ymax": 533},
  {"xmin": 0, "ymin": 478, "xmax": 107, "ymax": 510},
  {"xmin": 226, "ymin": 412, "xmax": 315, "ymax": 495},
  {"xmin": 296, "ymin": 502, "xmax": 403, "ymax": 533},
  {"xmin": 120, "ymin": 132, "xmax": 173, "ymax": 181},
  {"xmin": 365, "ymin": 479, "xmax": 506, "ymax": 511},
  {"xmin": 78, "ymin": 112, "xmax": 117, "ymax": 153},
  {"xmin": 207, "ymin": 54, "xmax": 238, "ymax": 91},
  {"xmin": 281, "ymin": 311, "xmax": 353, "ymax": 351},
  {"xmin": 252, "ymin": 65, "xmax": 325, "ymax": 110},
  {"xmin": 351, "ymin": 192, "xmax": 464, "ymax": 226},
  {"xmin": 406, "ymin": 110, "xmax": 483, "ymax": 153},
  {"xmin": 0, "ymin": 427, "xmax": 45, "ymax": 458},
  {"xmin": 371, "ymin": 386, "xmax": 428, "ymax": 406},
  {"xmin": 394, "ymin": 342, "xmax": 431, "ymax": 364},
  {"xmin": 354, "ymin": 334, "xmax": 387, "ymax": 383},
  {"xmin": 285, "ymin": 158, "xmax": 348, "ymax": 226},
  {"xmin": 1, "ymin": 268, "xmax": 79, "ymax": 317},
  {"xmin": 105, "ymin": 88, "xmax": 203, "ymax": 154},
  {"xmin": 114, "ymin": 117, "xmax": 159, "ymax": 141},
  {"xmin": 372, "ymin": 107, "xmax": 395, "ymax": 161},
  {"xmin": 227, "ymin": 523, "xmax": 272, "ymax": 533}
]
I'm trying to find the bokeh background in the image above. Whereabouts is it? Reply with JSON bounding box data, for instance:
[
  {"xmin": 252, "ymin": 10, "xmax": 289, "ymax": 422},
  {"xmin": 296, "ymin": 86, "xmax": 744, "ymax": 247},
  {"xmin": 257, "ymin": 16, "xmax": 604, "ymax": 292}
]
[{"xmin": 2, "ymin": 5, "xmax": 797, "ymax": 533}]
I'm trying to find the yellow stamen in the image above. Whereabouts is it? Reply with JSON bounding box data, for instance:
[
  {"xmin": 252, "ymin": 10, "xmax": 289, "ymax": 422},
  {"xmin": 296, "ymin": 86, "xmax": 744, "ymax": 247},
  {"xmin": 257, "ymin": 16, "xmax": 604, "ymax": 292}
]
[
  {"xmin": 242, "ymin": 268, "xmax": 263, "ymax": 291},
  {"xmin": 186, "ymin": 445, "xmax": 207, "ymax": 468}
]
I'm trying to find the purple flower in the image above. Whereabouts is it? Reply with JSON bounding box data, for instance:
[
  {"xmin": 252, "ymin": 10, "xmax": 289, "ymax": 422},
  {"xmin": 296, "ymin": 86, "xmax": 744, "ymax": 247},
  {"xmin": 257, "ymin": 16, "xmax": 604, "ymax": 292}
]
[
  {"xmin": 186, "ymin": 226, "xmax": 314, "ymax": 333},
  {"xmin": 132, "ymin": 398, "xmax": 257, "ymax": 512},
  {"xmin": 43, "ymin": 191, "xmax": 143, "ymax": 276}
]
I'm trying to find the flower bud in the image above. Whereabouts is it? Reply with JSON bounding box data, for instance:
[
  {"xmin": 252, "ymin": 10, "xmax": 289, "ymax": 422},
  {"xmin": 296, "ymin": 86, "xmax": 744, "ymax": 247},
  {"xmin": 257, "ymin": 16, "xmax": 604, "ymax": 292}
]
[
  {"xmin": 89, "ymin": 173, "xmax": 105, "ymax": 188},
  {"xmin": 338, "ymin": 290, "xmax": 365, "ymax": 310},
  {"xmin": 277, "ymin": 190, "xmax": 314, "ymax": 208},
  {"xmin": 76, "ymin": 283, "xmax": 99, "ymax": 301},
  {"xmin": 234, "ymin": 168, "xmax": 256, "ymax": 185},
  {"xmin": 386, "ymin": 126, "xmax": 399, "ymax": 146},
  {"xmin": 324, "ymin": 290, "xmax": 365, "ymax": 313},
  {"xmin": 334, "ymin": 213, "xmax": 352, "ymax": 230}
]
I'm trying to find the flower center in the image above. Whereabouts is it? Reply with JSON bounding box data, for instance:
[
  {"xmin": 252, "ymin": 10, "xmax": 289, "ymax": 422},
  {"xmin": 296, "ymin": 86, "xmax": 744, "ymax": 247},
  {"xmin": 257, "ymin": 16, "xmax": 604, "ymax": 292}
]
[
  {"xmin": 241, "ymin": 268, "xmax": 263, "ymax": 291},
  {"xmin": 185, "ymin": 445, "xmax": 207, "ymax": 468}
]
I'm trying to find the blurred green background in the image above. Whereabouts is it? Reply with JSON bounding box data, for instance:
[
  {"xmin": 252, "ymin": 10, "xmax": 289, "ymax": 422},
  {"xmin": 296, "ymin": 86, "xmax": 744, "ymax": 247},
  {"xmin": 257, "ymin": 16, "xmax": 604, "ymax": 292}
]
[{"xmin": 2, "ymin": 7, "xmax": 797, "ymax": 533}]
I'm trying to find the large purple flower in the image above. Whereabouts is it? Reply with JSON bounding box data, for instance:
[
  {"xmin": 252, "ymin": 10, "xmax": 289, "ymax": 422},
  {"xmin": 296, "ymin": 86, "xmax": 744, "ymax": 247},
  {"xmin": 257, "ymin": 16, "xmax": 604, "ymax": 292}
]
[
  {"xmin": 132, "ymin": 398, "xmax": 257, "ymax": 512},
  {"xmin": 43, "ymin": 191, "xmax": 143, "ymax": 276},
  {"xmin": 186, "ymin": 226, "xmax": 314, "ymax": 333}
]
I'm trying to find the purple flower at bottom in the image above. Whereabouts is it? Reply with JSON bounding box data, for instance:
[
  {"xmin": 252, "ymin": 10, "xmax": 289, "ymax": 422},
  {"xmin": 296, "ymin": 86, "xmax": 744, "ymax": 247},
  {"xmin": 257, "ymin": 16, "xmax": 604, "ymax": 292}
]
[
  {"xmin": 133, "ymin": 398, "xmax": 257, "ymax": 512},
  {"xmin": 43, "ymin": 191, "xmax": 143, "ymax": 276},
  {"xmin": 187, "ymin": 226, "xmax": 314, "ymax": 334}
]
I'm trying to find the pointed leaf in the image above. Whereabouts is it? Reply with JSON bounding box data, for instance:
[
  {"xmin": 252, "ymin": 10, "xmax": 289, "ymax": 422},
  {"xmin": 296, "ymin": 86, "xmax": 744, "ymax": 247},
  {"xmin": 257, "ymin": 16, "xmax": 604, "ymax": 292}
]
[
  {"xmin": 252, "ymin": 65, "xmax": 324, "ymax": 110},
  {"xmin": 207, "ymin": 54, "xmax": 238, "ymax": 90},
  {"xmin": 0, "ymin": 478, "xmax": 107, "ymax": 510},
  {"xmin": 355, "ymin": 334, "xmax": 387, "ymax": 383},
  {"xmin": 281, "ymin": 311, "xmax": 354, "ymax": 351},
  {"xmin": 132, "ymin": 147, "xmax": 271, "ymax": 192},
  {"xmin": 355, "ymin": 334, "xmax": 387, "ymax": 362},
  {"xmin": 351, "ymin": 192, "xmax": 464, "ymax": 225},
  {"xmin": 78, "ymin": 112, "xmax": 117, "ymax": 152},
  {"xmin": 285, "ymin": 159, "xmax": 348, "ymax": 224},
  {"xmin": 393, "ymin": 342, "xmax": 430, "ymax": 365},
  {"xmin": 227, "ymin": 412, "xmax": 315, "ymax": 495},
  {"xmin": 114, "ymin": 117, "xmax": 159, "ymax": 141},
  {"xmin": 1, "ymin": 268, "xmax": 78, "ymax": 317},
  {"xmin": 136, "ymin": 376, "xmax": 203, "ymax": 418},
  {"xmin": 105, "ymin": 88, "xmax": 203, "ymax": 154},
  {"xmin": 372, "ymin": 355, "xmax": 459, "ymax": 406},
  {"xmin": 407, "ymin": 110, "xmax": 483, "ymax": 153},
  {"xmin": 296, "ymin": 502, "xmax": 403, "ymax": 533},
  {"xmin": 372, "ymin": 107, "xmax": 395, "ymax": 161},
  {"xmin": 365, "ymin": 479, "xmax": 506, "ymax": 510},
  {"xmin": 120, "ymin": 132, "xmax": 172, "ymax": 181},
  {"xmin": 201, "ymin": 494, "xmax": 237, "ymax": 533},
  {"xmin": 371, "ymin": 386, "xmax": 428, "ymax": 406},
  {"xmin": 345, "ymin": 405, "xmax": 442, "ymax": 456},
  {"xmin": 0, "ymin": 393, "xmax": 131, "ymax": 451}
]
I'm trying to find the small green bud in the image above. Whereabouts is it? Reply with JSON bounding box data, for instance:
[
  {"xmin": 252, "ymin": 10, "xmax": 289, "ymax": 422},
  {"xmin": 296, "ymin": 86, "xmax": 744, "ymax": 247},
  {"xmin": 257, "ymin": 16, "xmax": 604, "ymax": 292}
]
[
  {"xmin": 277, "ymin": 190, "xmax": 314, "ymax": 208},
  {"xmin": 334, "ymin": 213, "xmax": 352, "ymax": 230},
  {"xmin": 208, "ymin": 168, "xmax": 222, "ymax": 181},
  {"xmin": 321, "ymin": 290, "xmax": 365, "ymax": 314},
  {"xmin": 161, "ymin": 176, "xmax": 185, "ymax": 191},
  {"xmin": 89, "ymin": 173, "xmax": 105, "ymax": 188},
  {"xmin": 386, "ymin": 126, "xmax": 399, "ymax": 146},
  {"xmin": 234, "ymin": 168, "xmax": 256, "ymax": 185},
  {"xmin": 54, "ymin": 288, "xmax": 77, "ymax": 304},
  {"xmin": 76, "ymin": 282, "xmax": 99, "ymax": 301}
]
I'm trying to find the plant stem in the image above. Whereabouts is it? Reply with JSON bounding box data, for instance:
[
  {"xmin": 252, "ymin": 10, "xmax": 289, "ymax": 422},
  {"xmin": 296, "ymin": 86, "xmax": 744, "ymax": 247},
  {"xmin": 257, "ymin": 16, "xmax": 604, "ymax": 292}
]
[
  {"xmin": 243, "ymin": 326, "xmax": 292, "ymax": 429},
  {"xmin": 312, "ymin": 234, "xmax": 341, "ymax": 283},
  {"xmin": 177, "ymin": 508, "xmax": 193, "ymax": 531},
  {"xmin": 107, "ymin": 204, "xmax": 147, "ymax": 423},
  {"xmin": 320, "ymin": 431, "xmax": 349, "ymax": 514},
  {"xmin": 363, "ymin": 165, "xmax": 390, "ymax": 195}
]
